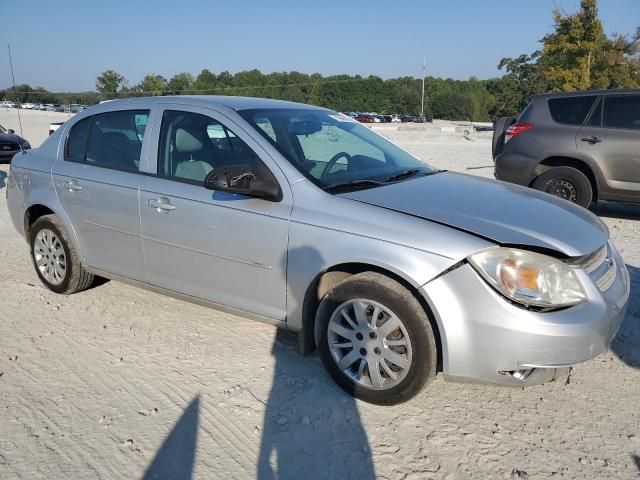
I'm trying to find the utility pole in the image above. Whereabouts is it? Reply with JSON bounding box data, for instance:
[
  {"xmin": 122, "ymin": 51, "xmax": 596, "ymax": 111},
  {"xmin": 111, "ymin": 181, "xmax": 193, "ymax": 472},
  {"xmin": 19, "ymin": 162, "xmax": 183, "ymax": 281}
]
[{"xmin": 420, "ymin": 58, "xmax": 426, "ymax": 118}]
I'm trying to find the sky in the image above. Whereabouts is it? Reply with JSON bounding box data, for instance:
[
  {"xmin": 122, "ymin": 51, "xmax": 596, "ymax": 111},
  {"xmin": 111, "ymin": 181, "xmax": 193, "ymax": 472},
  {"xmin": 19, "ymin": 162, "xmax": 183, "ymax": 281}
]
[{"xmin": 1, "ymin": 0, "xmax": 639, "ymax": 92}]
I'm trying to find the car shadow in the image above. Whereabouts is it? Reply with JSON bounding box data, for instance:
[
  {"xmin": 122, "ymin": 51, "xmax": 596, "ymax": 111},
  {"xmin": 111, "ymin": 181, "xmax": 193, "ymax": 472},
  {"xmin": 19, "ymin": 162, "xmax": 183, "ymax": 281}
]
[
  {"xmin": 142, "ymin": 396, "xmax": 200, "ymax": 480},
  {"xmin": 610, "ymin": 264, "xmax": 640, "ymax": 369},
  {"xmin": 633, "ymin": 454, "xmax": 640, "ymax": 472},
  {"xmin": 0, "ymin": 170, "xmax": 7, "ymax": 190},
  {"xmin": 592, "ymin": 202, "xmax": 640, "ymax": 221}
]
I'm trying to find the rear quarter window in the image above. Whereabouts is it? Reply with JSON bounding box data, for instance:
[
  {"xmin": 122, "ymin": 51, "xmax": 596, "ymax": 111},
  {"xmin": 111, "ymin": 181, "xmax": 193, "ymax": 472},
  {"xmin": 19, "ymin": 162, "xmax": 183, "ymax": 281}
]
[{"xmin": 548, "ymin": 96, "xmax": 597, "ymax": 125}]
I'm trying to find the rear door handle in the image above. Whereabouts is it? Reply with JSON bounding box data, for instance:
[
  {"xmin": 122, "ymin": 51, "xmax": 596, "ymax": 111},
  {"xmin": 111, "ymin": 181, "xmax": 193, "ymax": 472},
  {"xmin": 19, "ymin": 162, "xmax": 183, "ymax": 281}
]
[
  {"xmin": 147, "ymin": 197, "xmax": 176, "ymax": 213},
  {"xmin": 62, "ymin": 179, "xmax": 83, "ymax": 192},
  {"xmin": 581, "ymin": 136, "xmax": 602, "ymax": 144}
]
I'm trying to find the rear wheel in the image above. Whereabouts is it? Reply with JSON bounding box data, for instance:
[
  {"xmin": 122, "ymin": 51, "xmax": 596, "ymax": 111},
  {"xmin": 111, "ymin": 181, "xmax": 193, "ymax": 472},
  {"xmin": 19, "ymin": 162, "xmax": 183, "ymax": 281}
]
[
  {"xmin": 531, "ymin": 166, "xmax": 593, "ymax": 208},
  {"xmin": 317, "ymin": 272, "xmax": 437, "ymax": 405},
  {"xmin": 29, "ymin": 214, "xmax": 94, "ymax": 294}
]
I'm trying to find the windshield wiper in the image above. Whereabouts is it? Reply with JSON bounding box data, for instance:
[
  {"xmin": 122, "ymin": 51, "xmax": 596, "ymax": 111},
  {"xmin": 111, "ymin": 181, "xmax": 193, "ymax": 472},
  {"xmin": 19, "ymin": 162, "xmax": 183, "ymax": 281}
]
[
  {"xmin": 322, "ymin": 179, "xmax": 384, "ymax": 192},
  {"xmin": 383, "ymin": 169, "xmax": 445, "ymax": 184}
]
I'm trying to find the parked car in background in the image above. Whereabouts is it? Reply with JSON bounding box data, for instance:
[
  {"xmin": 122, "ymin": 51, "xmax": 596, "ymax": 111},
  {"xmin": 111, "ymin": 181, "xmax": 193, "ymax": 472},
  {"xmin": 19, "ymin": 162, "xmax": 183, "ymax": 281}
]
[
  {"xmin": 49, "ymin": 122, "xmax": 65, "ymax": 136},
  {"xmin": 0, "ymin": 123, "xmax": 31, "ymax": 162},
  {"xmin": 494, "ymin": 89, "xmax": 640, "ymax": 208},
  {"xmin": 355, "ymin": 114, "xmax": 375, "ymax": 123},
  {"xmin": 6, "ymin": 96, "xmax": 629, "ymax": 405},
  {"xmin": 21, "ymin": 103, "xmax": 36, "ymax": 110},
  {"xmin": 1, "ymin": 101, "xmax": 17, "ymax": 109}
]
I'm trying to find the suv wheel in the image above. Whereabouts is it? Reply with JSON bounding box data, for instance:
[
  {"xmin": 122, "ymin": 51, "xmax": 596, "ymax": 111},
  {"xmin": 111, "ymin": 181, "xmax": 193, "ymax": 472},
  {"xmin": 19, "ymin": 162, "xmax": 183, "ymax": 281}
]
[
  {"xmin": 317, "ymin": 272, "xmax": 437, "ymax": 405},
  {"xmin": 29, "ymin": 214, "xmax": 94, "ymax": 294},
  {"xmin": 531, "ymin": 166, "xmax": 593, "ymax": 208}
]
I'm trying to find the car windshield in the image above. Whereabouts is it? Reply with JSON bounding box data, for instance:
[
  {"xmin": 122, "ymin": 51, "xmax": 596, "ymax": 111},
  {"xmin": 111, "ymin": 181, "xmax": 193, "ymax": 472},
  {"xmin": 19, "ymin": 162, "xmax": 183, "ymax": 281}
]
[{"xmin": 239, "ymin": 108, "xmax": 435, "ymax": 190}]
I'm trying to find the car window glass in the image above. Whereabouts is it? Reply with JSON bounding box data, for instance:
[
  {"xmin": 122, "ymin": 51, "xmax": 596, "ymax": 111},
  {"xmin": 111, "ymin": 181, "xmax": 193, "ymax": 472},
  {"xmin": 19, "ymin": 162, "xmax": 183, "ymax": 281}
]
[
  {"xmin": 586, "ymin": 99, "xmax": 602, "ymax": 127},
  {"xmin": 603, "ymin": 96, "xmax": 640, "ymax": 130},
  {"xmin": 548, "ymin": 96, "xmax": 597, "ymax": 125},
  {"xmin": 254, "ymin": 116, "xmax": 277, "ymax": 142},
  {"xmin": 65, "ymin": 117, "xmax": 92, "ymax": 161},
  {"xmin": 85, "ymin": 110, "xmax": 149, "ymax": 171},
  {"xmin": 296, "ymin": 123, "xmax": 385, "ymax": 178},
  {"xmin": 158, "ymin": 110, "xmax": 272, "ymax": 184}
]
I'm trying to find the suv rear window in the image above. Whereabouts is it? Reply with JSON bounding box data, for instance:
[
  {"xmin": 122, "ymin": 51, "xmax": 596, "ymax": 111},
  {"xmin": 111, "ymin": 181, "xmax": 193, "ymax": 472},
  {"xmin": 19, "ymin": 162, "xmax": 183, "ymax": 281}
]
[
  {"xmin": 603, "ymin": 95, "xmax": 640, "ymax": 130},
  {"xmin": 548, "ymin": 96, "xmax": 597, "ymax": 125}
]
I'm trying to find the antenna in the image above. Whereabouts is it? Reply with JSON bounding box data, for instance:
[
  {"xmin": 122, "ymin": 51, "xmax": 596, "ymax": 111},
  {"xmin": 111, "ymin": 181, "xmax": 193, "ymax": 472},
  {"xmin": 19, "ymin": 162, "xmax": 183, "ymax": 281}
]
[
  {"xmin": 7, "ymin": 44, "xmax": 24, "ymax": 138},
  {"xmin": 420, "ymin": 58, "xmax": 426, "ymax": 118}
]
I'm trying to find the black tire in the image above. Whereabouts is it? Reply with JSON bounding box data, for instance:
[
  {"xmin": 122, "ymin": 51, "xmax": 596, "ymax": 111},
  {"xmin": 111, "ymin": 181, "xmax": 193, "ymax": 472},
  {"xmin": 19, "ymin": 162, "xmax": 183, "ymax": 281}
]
[
  {"xmin": 531, "ymin": 166, "xmax": 593, "ymax": 208},
  {"xmin": 492, "ymin": 116, "xmax": 515, "ymax": 159},
  {"xmin": 317, "ymin": 272, "xmax": 437, "ymax": 405},
  {"xmin": 29, "ymin": 214, "xmax": 94, "ymax": 294}
]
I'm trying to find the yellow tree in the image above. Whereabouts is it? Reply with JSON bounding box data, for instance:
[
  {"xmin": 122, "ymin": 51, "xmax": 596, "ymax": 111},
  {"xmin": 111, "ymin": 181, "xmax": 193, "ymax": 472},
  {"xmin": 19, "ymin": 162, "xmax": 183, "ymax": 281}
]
[{"xmin": 541, "ymin": 0, "xmax": 604, "ymax": 91}]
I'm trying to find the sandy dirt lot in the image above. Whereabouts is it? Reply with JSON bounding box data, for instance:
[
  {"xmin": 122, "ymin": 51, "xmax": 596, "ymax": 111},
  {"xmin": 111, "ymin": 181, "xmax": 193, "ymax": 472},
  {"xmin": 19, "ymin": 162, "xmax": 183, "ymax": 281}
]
[{"xmin": 1, "ymin": 109, "xmax": 639, "ymax": 479}]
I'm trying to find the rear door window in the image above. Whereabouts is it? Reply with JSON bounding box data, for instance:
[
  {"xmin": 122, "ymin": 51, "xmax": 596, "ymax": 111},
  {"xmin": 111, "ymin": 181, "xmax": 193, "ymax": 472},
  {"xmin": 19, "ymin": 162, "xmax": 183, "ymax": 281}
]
[
  {"xmin": 65, "ymin": 117, "xmax": 92, "ymax": 161},
  {"xmin": 548, "ymin": 96, "xmax": 597, "ymax": 125},
  {"xmin": 85, "ymin": 110, "xmax": 150, "ymax": 171},
  {"xmin": 586, "ymin": 99, "xmax": 602, "ymax": 127},
  {"xmin": 603, "ymin": 95, "xmax": 640, "ymax": 130}
]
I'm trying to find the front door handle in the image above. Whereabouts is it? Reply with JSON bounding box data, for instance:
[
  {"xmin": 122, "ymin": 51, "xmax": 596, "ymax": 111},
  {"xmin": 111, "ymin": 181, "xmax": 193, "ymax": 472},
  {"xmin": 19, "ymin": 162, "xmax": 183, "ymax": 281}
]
[
  {"xmin": 62, "ymin": 179, "xmax": 83, "ymax": 192},
  {"xmin": 581, "ymin": 136, "xmax": 602, "ymax": 144},
  {"xmin": 147, "ymin": 197, "xmax": 176, "ymax": 213}
]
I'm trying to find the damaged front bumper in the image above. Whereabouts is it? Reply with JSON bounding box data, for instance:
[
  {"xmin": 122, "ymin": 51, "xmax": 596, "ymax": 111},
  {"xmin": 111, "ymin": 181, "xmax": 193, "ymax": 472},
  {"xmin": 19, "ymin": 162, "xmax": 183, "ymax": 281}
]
[{"xmin": 420, "ymin": 247, "xmax": 630, "ymax": 387}]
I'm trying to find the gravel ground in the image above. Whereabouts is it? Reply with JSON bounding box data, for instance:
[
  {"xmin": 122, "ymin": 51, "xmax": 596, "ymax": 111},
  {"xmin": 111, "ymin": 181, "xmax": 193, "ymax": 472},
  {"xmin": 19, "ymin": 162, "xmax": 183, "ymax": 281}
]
[{"xmin": 0, "ymin": 110, "xmax": 639, "ymax": 479}]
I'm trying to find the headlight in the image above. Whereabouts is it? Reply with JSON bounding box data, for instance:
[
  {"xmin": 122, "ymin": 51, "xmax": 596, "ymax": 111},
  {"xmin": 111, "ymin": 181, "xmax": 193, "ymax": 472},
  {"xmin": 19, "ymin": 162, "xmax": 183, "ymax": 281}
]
[{"xmin": 468, "ymin": 248, "xmax": 586, "ymax": 309}]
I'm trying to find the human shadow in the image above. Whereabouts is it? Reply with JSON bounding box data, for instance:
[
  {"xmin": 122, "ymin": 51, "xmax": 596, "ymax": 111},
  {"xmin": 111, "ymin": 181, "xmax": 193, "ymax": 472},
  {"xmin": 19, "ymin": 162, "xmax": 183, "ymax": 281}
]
[
  {"xmin": 592, "ymin": 202, "xmax": 640, "ymax": 221},
  {"xmin": 0, "ymin": 170, "xmax": 6, "ymax": 190},
  {"xmin": 257, "ymin": 330, "xmax": 376, "ymax": 480},
  {"xmin": 142, "ymin": 395, "xmax": 200, "ymax": 480},
  {"xmin": 257, "ymin": 245, "xmax": 375, "ymax": 480},
  {"xmin": 610, "ymin": 264, "xmax": 640, "ymax": 369}
]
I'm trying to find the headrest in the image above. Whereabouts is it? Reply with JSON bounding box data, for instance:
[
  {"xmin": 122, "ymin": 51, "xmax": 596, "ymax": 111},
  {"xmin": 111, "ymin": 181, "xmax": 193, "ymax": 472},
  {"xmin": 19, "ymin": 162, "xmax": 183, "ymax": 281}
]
[{"xmin": 175, "ymin": 128, "xmax": 203, "ymax": 153}]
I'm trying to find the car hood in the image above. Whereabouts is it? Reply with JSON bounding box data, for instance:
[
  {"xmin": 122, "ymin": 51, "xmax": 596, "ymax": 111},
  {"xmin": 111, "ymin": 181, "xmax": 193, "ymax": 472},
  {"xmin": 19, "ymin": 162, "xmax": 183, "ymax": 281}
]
[
  {"xmin": 340, "ymin": 171, "xmax": 608, "ymax": 257},
  {"xmin": 0, "ymin": 132, "xmax": 25, "ymax": 143}
]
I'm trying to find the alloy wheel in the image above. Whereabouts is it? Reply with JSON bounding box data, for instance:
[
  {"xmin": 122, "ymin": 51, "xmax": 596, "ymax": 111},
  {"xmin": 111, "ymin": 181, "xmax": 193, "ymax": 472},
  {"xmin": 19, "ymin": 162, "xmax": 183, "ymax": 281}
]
[
  {"xmin": 33, "ymin": 229, "xmax": 67, "ymax": 285},
  {"xmin": 327, "ymin": 299, "xmax": 413, "ymax": 391}
]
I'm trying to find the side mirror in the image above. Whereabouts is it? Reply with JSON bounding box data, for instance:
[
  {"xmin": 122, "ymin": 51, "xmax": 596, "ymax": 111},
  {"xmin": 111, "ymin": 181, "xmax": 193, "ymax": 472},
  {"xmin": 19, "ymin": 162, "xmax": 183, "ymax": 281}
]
[
  {"xmin": 7, "ymin": 129, "xmax": 15, "ymax": 134},
  {"xmin": 203, "ymin": 164, "xmax": 281, "ymax": 201}
]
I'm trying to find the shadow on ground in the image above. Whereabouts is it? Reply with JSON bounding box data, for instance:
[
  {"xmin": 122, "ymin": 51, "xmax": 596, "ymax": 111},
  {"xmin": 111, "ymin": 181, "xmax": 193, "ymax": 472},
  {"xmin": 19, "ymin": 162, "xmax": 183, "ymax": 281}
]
[
  {"xmin": 142, "ymin": 396, "xmax": 200, "ymax": 480},
  {"xmin": 610, "ymin": 264, "xmax": 640, "ymax": 369},
  {"xmin": 0, "ymin": 170, "xmax": 6, "ymax": 190},
  {"xmin": 633, "ymin": 454, "xmax": 640, "ymax": 472},
  {"xmin": 256, "ymin": 329, "xmax": 375, "ymax": 480},
  {"xmin": 593, "ymin": 202, "xmax": 640, "ymax": 221},
  {"xmin": 139, "ymin": 332, "xmax": 375, "ymax": 480}
]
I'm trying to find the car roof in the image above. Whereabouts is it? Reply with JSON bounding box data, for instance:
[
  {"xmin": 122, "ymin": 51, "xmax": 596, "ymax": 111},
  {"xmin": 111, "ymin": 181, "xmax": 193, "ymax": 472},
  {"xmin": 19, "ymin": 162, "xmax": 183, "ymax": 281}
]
[
  {"xmin": 92, "ymin": 95, "xmax": 327, "ymax": 111},
  {"xmin": 535, "ymin": 88, "xmax": 640, "ymax": 99}
]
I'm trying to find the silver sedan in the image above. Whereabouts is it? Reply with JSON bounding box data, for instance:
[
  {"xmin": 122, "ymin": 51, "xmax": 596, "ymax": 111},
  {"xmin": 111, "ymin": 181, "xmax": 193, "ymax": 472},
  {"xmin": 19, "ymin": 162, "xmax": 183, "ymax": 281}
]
[{"xmin": 6, "ymin": 96, "xmax": 630, "ymax": 404}]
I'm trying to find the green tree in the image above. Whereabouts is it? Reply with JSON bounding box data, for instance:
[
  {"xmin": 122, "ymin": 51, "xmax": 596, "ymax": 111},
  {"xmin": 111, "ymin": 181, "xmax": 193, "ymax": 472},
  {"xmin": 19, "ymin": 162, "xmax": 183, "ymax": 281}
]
[
  {"xmin": 430, "ymin": 90, "xmax": 474, "ymax": 120},
  {"xmin": 95, "ymin": 70, "xmax": 125, "ymax": 99},
  {"xmin": 491, "ymin": 52, "xmax": 548, "ymax": 118},
  {"xmin": 166, "ymin": 72, "xmax": 194, "ymax": 94},
  {"xmin": 137, "ymin": 74, "xmax": 167, "ymax": 95}
]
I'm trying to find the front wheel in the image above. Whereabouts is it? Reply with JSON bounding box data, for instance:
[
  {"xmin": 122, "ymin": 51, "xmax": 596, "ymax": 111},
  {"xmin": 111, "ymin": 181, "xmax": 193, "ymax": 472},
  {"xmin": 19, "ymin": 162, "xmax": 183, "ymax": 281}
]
[
  {"xmin": 317, "ymin": 272, "xmax": 437, "ymax": 405},
  {"xmin": 531, "ymin": 166, "xmax": 593, "ymax": 208}
]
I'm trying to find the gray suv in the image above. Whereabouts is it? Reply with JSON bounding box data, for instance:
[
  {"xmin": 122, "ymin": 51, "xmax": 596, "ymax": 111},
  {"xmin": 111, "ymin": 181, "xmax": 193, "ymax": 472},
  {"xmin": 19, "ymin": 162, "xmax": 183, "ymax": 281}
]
[
  {"xmin": 493, "ymin": 89, "xmax": 640, "ymax": 208},
  {"xmin": 6, "ymin": 96, "xmax": 629, "ymax": 405}
]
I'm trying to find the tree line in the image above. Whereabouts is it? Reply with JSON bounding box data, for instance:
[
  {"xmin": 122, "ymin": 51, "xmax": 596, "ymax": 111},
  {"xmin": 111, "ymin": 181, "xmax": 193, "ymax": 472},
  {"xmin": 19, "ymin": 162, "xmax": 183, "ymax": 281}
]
[{"xmin": 2, "ymin": 0, "xmax": 638, "ymax": 121}]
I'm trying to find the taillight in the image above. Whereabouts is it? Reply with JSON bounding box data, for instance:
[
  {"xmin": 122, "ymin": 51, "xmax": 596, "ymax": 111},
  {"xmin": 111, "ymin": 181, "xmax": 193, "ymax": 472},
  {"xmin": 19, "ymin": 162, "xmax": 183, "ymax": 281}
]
[{"xmin": 505, "ymin": 122, "xmax": 533, "ymax": 142}]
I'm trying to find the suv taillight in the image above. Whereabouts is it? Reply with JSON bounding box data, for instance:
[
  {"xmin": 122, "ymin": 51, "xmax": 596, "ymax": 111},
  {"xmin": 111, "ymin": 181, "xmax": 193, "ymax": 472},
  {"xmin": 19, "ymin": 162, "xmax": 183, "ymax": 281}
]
[{"xmin": 505, "ymin": 122, "xmax": 533, "ymax": 142}]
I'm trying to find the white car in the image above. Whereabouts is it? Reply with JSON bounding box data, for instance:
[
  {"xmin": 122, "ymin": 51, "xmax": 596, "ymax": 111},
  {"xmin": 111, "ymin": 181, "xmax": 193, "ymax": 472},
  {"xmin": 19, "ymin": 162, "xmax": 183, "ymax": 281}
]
[{"xmin": 21, "ymin": 103, "xmax": 35, "ymax": 110}]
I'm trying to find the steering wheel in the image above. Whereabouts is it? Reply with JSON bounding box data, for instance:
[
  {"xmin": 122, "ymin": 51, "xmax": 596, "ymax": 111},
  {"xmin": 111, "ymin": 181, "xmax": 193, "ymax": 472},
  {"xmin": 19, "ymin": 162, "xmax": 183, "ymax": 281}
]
[{"xmin": 321, "ymin": 152, "xmax": 352, "ymax": 178}]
